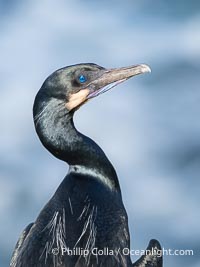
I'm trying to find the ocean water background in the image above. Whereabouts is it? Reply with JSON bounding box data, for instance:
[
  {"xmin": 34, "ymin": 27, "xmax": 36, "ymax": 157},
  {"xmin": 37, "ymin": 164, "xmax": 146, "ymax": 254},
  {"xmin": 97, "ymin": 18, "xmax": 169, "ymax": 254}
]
[{"xmin": 0, "ymin": 0, "xmax": 200, "ymax": 266}]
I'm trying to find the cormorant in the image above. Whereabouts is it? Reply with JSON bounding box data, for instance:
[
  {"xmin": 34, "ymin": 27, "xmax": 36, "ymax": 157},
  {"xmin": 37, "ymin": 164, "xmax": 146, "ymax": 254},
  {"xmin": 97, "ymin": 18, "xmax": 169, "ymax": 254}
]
[{"xmin": 10, "ymin": 63, "xmax": 163, "ymax": 267}]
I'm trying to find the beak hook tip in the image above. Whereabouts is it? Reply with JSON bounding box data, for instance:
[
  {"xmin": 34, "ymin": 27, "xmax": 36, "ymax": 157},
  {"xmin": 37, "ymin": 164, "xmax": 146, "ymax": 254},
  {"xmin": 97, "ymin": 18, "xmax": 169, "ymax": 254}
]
[{"xmin": 141, "ymin": 64, "xmax": 151, "ymax": 73}]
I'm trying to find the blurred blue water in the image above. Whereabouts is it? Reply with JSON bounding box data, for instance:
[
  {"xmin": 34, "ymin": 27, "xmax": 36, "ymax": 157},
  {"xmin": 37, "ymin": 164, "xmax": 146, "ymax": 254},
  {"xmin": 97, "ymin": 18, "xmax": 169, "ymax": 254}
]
[{"xmin": 0, "ymin": 1, "xmax": 200, "ymax": 266}]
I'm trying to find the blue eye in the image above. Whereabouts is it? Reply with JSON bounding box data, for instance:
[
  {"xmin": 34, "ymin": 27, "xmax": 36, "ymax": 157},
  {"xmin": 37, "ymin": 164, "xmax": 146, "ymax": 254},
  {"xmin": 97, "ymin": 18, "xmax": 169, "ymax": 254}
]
[{"xmin": 78, "ymin": 75, "xmax": 87, "ymax": 83}]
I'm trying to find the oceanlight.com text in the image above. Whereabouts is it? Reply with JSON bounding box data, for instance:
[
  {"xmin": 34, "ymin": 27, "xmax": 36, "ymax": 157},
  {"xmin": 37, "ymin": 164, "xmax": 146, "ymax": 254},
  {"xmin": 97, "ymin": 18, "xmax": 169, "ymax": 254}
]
[{"xmin": 51, "ymin": 247, "xmax": 194, "ymax": 257}]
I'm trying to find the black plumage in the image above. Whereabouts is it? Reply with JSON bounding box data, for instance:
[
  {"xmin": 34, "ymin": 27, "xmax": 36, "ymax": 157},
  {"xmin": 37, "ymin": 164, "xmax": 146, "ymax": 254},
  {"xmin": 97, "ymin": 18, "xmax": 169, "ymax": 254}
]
[{"xmin": 10, "ymin": 63, "xmax": 163, "ymax": 267}]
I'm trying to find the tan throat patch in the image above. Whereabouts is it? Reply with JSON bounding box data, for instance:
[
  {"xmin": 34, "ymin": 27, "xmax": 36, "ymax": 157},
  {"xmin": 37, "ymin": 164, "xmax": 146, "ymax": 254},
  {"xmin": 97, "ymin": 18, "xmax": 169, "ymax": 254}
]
[{"xmin": 65, "ymin": 89, "xmax": 90, "ymax": 111}]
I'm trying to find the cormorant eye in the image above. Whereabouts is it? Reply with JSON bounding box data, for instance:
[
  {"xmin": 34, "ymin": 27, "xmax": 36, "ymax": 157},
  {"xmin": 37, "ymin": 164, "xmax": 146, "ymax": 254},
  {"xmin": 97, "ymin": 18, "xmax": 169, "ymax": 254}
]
[{"xmin": 78, "ymin": 75, "xmax": 87, "ymax": 83}]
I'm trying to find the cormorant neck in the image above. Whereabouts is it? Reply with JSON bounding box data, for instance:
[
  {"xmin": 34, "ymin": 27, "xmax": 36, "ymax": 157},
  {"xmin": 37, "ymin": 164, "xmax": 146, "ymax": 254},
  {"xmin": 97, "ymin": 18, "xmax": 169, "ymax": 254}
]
[{"xmin": 33, "ymin": 98, "xmax": 120, "ymax": 190}]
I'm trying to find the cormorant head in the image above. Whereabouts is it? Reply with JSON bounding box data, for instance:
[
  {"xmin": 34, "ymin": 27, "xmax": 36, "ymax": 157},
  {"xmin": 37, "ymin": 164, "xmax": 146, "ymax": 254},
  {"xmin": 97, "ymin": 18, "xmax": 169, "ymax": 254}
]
[
  {"xmin": 33, "ymin": 63, "xmax": 151, "ymax": 164},
  {"xmin": 35, "ymin": 63, "xmax": 151, "ymax": 114}
]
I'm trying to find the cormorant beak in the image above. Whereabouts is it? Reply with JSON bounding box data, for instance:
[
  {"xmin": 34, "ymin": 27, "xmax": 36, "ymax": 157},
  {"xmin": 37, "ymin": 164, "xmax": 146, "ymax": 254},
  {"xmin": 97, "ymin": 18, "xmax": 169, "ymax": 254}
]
[
  {"xmin": 66, "ymin": 64, "xmax": 151, "ymax": 111},
  {"xmin": 87, "ymin": 64, "xmax": 151, "ymax": 99}
]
